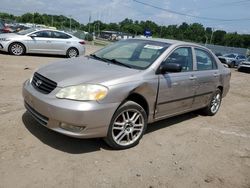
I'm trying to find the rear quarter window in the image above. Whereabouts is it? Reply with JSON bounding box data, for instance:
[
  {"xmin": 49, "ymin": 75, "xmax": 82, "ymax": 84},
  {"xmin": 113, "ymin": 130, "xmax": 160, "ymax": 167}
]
[{"xmin": 53, "ymin": 31, "xmax": 72, "ymax": 39}]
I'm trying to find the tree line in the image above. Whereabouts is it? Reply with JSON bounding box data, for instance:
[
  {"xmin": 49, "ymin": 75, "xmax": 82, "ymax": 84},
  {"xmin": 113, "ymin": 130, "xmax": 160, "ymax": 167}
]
[{"xmin": 1, "ymin": 12, "xmax": 249, "ymax": 48}]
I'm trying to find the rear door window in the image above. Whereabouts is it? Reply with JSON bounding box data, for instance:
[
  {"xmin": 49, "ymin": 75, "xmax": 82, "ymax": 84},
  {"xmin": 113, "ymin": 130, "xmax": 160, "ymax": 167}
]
[{"xmin": 195, "ymin": 48, "xmax": 217, "ymax": 71}]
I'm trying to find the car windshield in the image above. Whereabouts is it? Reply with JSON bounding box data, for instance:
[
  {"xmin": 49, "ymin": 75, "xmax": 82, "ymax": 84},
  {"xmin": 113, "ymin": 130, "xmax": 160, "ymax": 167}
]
[
  {"xmin": 17, "ymin": 28, "xmax": 36, "ymax": 35},
  {"xmin": 92, "ymin": 39, "xmax": 170, "ymax": 70},
  {"xmin": 224, "ymin": 54, "xmax": 236, "ymax": 58}
]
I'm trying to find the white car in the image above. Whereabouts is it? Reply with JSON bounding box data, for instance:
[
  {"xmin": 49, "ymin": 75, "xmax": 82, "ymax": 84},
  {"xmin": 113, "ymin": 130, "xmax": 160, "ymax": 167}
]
[
  {"xmin": 238, "ymin": 56, "xmax": 250, "ymax": 73},
  {"xmin": 0, "ymin": 28, "xmax": 85, "ymax": 58}
]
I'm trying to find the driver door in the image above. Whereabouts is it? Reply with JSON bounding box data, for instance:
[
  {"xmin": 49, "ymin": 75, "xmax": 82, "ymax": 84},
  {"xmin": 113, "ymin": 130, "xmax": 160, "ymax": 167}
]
[
  {"xmin": 155, "ymin": 47, "xmax": 197, "ymax": 119},
  {"xmin": 27, "ymin": 30, "xmax": 54, "ymax": 54}
]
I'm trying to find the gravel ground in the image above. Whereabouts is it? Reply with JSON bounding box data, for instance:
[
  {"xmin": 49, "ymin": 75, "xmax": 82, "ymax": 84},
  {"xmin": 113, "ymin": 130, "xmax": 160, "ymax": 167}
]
[{"xmin": 0, "ymin": 44, "xmax": 250, "ymax": 188}]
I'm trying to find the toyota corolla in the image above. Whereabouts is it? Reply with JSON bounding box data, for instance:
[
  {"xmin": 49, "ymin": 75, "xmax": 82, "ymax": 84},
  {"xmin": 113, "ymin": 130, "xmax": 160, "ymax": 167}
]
[{"xmin": 23, "ymin": 38, "xmax": 231, "ymax": 149}]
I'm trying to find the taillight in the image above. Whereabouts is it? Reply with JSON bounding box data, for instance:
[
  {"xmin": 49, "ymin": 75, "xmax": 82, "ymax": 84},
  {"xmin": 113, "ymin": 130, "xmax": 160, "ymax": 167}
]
[
  {"xmin": 3, "ymin": 27, "xmax": 11, "ymax": 33},
  {"xmin": 79, "ymin": 41, "xmax": 85, "ymax": 45}
]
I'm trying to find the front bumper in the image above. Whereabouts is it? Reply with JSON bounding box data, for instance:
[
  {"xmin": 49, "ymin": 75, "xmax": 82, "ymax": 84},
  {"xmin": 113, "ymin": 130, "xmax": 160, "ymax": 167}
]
[
  {"xmin": 0, "ymin": 41, "xmax": 9, "ymax": 52},
  {"xmin": 238, "ymin": 64, "xmax": 250, "ymax": 72},
  {"xmin": 22, "ymin": 80, "xmax": 120, "ymax": 138}
]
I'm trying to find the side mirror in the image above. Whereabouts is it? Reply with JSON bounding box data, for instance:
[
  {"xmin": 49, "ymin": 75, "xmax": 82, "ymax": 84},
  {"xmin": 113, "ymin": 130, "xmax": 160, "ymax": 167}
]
[
  {"xmin": 29, "ymin": 34, "xmax": 37, "ymax": 38},
  {"xmin": 156, "ymin": 63, "xmax": 182, "ymax": 74}
]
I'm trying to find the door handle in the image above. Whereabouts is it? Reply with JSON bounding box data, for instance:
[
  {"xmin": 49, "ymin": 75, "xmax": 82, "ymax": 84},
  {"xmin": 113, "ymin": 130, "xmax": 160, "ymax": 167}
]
[
  {"xmin": 213, "ymin": 73, "xmax": 219, "ymax": 77},
  {"xmin": 46, "ymin": 40, "xmax": 51, "ymax": 43},
  {"xmin": 172, "ymin": 82, "xmax": 179, "ymax": 86},
  {"xmin": 189, "ymin": 75, "xmax": 197, "ymax": 80}
]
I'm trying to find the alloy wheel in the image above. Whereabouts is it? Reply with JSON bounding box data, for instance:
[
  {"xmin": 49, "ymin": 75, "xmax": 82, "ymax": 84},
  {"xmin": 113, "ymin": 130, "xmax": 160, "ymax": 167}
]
[
  {"xmin": 68, "ymin": 48, "xmax": 78, "ymax": 58},
  {"xmin": 11, "ymin": 43, "xmax": 24, "ymax": 55},
  {"xmin": 111, "ymin": 109, "xmax": 145, "ymax": 146},
  {"xmin": 210, "ymin": 93, "xmax": 221, "ymax": 114}
]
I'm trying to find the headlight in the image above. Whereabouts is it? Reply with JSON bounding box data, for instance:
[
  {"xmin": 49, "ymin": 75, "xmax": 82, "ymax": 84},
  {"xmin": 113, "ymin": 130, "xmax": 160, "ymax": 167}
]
[
  {"xmin": 226, "ymin": 59, "xmax": 232, "ymax": 63},
  {"xmin": 56, "ymin": 84, "xmax": 108, "ymax": 101}
]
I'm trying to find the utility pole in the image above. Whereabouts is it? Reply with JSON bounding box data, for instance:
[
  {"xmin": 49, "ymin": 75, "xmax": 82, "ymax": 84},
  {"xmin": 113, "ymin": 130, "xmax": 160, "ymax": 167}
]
[
  {"xmin": 33, "ymin": 12, "xmax": 35, "ymax": 28},
  {"xmin": 51, "ymin": 15, "xmax": 53, "ymax": 27},
  {"xmin": 160, "ymin": 25, "xmax": 163, "ymax": 38},
  {"xmin": 205, "ymin": 35, "xmax": 208, "ymax": 46},
  {"xmin": 69, "ymin": 15, "xmax": 72, "ymax": 32},
  {"xmin": 88, "ymin": 12, "xmax": 91, "ymax": 33},
  {"xmin": 98, "ymin": 21, "xmax": 100, "ymax": 37},
  {"xmin": 210, "ymin": 28, "xmax": 214, "ymax": 44}
]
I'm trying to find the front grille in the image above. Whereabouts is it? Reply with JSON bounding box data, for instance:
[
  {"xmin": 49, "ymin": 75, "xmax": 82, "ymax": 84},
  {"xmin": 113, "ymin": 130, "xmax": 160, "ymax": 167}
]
[
  {"xmin": 31, "ymin": 72, "xmax": 57, "ymax": 94},
  {"xmin": 25, "ymin": 102, "xmax": 49, "ymax": 126}
]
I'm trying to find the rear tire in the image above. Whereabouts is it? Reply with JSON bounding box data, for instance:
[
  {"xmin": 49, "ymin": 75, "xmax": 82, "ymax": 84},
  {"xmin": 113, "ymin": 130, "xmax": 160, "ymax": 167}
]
[
  {"xmin": 66, "ymin": 47, "xmax": 78, "ymax": 58},
  {"xmin": 104, "ymin": 101, "xmax": 147, "ymax": 149},
  {"xmin": 9, "ymin": 42, "xmax": 25, "ymax": 56},
  {"xmin": 202, "ymin": 89, "xmax": 222, "ymax": 116}
]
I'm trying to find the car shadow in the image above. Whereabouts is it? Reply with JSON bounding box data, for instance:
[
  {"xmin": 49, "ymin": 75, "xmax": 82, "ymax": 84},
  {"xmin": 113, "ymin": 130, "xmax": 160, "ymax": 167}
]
[
  {"xmin": 0, "ymin": 51, "xmax": 65, "ymax": 58},
  {"xmin": 22, "ymin": 111, "xmax": 199, "ymax": 154},
  {"xmin": 22, "ymin": 112, "xmax": 110, "ymax": 154},
  {"xmin": 146, "ymin": 112, "xmax": 199, "ymax": 134}
]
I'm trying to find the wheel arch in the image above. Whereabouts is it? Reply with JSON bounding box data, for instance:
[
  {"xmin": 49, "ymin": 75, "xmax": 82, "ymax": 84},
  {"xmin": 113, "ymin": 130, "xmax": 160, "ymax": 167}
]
[
  {"xmin": 66, "ymin": 47, "xmax": 79, "ymax": 56},
  {"xmin": 8, "ymin": 41, "xmax": 27, "ymax": 53},
  {"xmin": 124, "ymin": 92, "xmax": 149, "ymax": 118},
  {"xmin": 217, "ymin": 85, "xmax": 223, "ymax": 94}
]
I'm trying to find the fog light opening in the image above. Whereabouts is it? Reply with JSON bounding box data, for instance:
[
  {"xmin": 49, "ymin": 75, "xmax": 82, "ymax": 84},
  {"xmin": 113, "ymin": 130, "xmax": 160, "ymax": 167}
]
[{"xmin": 59, "ymin": 123, "xmax": 85, "ymax": 133}]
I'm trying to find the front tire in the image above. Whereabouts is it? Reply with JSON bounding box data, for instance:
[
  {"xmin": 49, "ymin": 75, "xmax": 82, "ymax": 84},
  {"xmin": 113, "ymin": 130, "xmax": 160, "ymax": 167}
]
[
  {"xmin": 9, "ymin": 42, "xmax": 25, "ymax": 56},
  {"xmin": 104, "ymin": 101, "xmax": 147, "ymax": 149},
  {"xmin": 202, "ymin": 89, "xmax": 222, "ymax": 116}
]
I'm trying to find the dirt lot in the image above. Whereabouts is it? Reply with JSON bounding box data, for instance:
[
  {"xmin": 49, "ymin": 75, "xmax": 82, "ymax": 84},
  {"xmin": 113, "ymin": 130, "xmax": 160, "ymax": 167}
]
[{"xmin": 0, "ymin": 44, "xmax": 250, "ymax": 188}]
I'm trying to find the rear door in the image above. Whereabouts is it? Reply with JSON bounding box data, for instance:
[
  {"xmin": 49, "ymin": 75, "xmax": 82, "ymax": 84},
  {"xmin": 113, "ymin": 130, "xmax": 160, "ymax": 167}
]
[
  {"xmin": 192, "ymin": 48, "xmax": 220, "ymax": 109},
  {"xmin": 49, "ymin": 31, "xmax": 73, "ymax": 54},
  {"xmin": 155, "ymin": 47, "xmax": 196, "ymax": 119}
]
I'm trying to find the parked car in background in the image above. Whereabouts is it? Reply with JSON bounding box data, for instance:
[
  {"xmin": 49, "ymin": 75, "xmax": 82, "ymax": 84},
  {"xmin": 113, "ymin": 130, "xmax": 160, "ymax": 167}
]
[
  {"xmin": 218, "ymin": 53, "xmax": 246, "ymax": 68},
  {"xmin": 0, "ymin": 20, "xmax": 13, "ymax": 33},
  {"xmin": 0, "ymin": 28, "xmax": 85, "ymax": 57},
  {"xmin": 23, "ymin": 38, "xmax": 231, "ymax": 149},
  {"xmin": 215, "ymin": 52, "xmax": 222, "ymax": 57},
  {"xmin": 238, "ymin": 56, "xmax": 250, "ymax": 73},
  {"xmin": 9, "ymin": 24, "xmax": 30, "ymax": 33}
]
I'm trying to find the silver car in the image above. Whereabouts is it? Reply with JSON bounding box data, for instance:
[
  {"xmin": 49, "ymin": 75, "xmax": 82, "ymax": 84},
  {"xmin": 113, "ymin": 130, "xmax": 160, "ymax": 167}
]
[
  {"xmin": 0, "ymin": 28, "xmax": 85, "ymax": 57},
  {"xmin": 218, "ymin": 53, "xmax": 246, "ymax": 68},
  {"xmin": 238, "ymin": 56, "xmax": 250, "ymax": 73},
  {"xmin": 22, "ymin": 38, "xmax": 231, "ymax": 149}
]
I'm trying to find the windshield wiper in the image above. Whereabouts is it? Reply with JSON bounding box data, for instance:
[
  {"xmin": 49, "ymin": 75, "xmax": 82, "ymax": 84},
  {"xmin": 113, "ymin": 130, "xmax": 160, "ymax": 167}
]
[
  {"xmin": 89, "ymin": 54, "xmax": 108, "ymax": 62},
  {"xmin": 89, "ymin": 54, "xmax": 132, "ymax": 68},
  {"xmin": 104, "ymin": 58, "xmax": 132, "ymax": 69}
]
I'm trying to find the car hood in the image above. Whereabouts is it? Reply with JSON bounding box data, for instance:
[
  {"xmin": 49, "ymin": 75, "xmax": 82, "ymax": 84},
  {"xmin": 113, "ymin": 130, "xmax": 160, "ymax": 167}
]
[{"xmin": 37, "ymin": 56, "xmax": 141, "ymax": 87}]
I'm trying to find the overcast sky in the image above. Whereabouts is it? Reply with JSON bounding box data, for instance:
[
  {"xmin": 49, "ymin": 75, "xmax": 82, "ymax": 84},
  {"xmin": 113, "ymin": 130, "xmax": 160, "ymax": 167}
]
[{"xmin": 1, "ymin": 0, "xmax": 250, "ymax": 33}]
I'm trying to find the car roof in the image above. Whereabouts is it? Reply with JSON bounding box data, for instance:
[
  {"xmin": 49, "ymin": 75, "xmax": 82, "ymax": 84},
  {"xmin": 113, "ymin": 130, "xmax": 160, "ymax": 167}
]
[
  {"xmin": 133, "ymin": 37, "xmax": 206, "ymax": 49},
  {"xmin": 32, "ymin": 28, "xmax": 73, "ymax": 36},
  {"xmin": 35, "ymin": 28, "xmax": 63, "ymax": 32}
]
